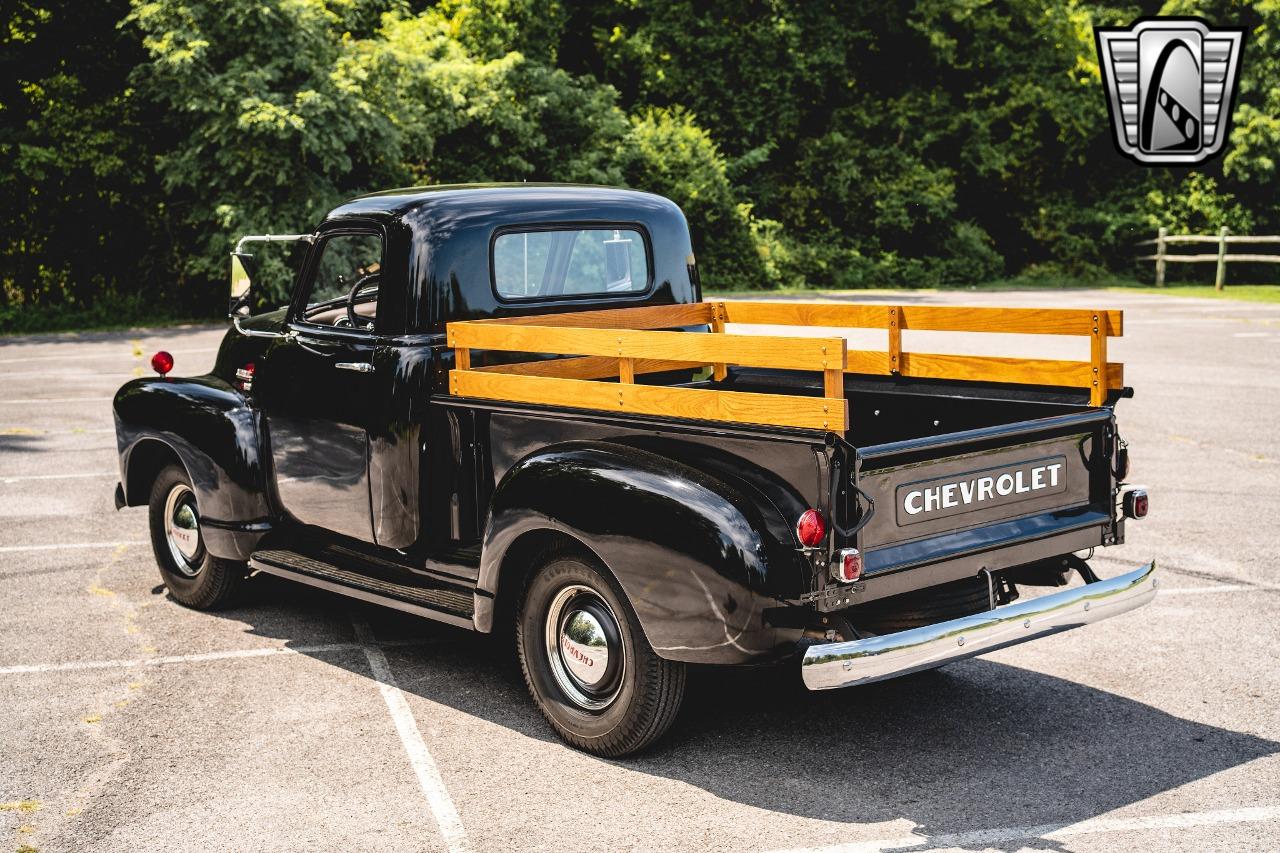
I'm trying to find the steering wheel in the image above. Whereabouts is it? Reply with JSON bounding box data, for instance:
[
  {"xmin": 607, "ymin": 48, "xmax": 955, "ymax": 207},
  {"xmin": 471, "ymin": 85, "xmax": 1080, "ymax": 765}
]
[{"xmin": 344, "ymin": 271, "xmax": 381, "ymax": 329}]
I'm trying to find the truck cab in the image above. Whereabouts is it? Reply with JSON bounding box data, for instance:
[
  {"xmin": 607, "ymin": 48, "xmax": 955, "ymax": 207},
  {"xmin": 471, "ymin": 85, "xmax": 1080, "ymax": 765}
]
[{"xmin": 114, "ymin": 184, "xmax": 1154, "ymax": 757}]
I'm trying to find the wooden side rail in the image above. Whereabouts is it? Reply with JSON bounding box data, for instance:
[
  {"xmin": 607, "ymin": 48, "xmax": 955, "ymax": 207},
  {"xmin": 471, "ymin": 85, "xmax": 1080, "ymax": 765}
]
[
  {"xmin": 722, "ymin": 302, "xmax": 1123, "ymax": 337},
  {"xmin": 446, "ymin": 300, "xmax": 1124, "ymax": 432},
  {"xmin": 447, "ymin": 304, "xmax": 849, "ymax": 431},
  {"xmin": 722, "ymin": 302, "xmax": 1122, "ymax": 406}
]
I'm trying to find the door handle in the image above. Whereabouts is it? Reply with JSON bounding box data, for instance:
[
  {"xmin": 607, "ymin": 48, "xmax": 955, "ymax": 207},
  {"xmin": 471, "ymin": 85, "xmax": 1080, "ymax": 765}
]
[{"xmin": 335, "ymin": 362, "xmax": 374, "ymax": 373}]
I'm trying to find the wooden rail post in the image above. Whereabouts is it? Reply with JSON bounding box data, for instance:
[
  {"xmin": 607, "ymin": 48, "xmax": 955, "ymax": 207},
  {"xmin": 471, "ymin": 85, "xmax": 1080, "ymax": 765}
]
[
  {"xmin": 822, "ymin": 338, "xmax": 846, "ymax": 431},
  {"xmin": 1155, "ymin": 226, "xmax": 1167, "ymax": 287},
  {"xmin": 1090, "ymin": 310, "xmax": 1107, "ymax": 406},
  {"xmin": 887, "ymin": 306, "xmax": 902, "ymax": 375},
  {"xmin": 1215, "ymin": 225, "xmax": 1230, "ymax": 291},
  {"xmin": 709, "ymin": 301, "xmax": 728, "ymax": 382}
]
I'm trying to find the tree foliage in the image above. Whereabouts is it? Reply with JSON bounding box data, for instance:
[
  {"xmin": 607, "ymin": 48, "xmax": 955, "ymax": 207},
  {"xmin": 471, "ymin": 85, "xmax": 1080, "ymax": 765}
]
[{"xmin": 3, "ymin": 0, "xmax": 1280, "ymax": 328}]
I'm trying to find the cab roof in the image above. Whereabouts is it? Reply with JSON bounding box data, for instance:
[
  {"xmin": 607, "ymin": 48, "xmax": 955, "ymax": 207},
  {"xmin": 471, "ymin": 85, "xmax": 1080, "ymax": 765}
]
[{"xmin": 324, "ymin": 183, "xmax": 683, "ymax": 227}]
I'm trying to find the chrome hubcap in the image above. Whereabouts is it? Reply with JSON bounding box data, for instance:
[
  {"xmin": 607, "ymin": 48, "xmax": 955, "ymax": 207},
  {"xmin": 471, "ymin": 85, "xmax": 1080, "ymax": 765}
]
[
  {"xmin": 163, "ymin": 484, "xmax": 203, "ymax": 577},
  {"xmin": 562, "ymin": 610, "xmax": 610, "ymax": 686},
  {"xmin": 545, "ymin": 585, "xmax": 623, "ymax": 711}
]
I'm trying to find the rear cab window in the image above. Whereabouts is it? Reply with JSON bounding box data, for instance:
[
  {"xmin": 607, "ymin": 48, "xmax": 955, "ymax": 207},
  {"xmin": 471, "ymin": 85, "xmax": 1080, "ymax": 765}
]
[{"xmin": 492, "ymin": 226, "xmax": 650, "ymax": 301}]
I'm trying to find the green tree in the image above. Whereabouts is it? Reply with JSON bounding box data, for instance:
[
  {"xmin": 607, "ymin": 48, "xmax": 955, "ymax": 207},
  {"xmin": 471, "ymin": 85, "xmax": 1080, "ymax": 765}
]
[
  {"xmin": 6, "ymin": 0, "xmax": 1280, "ymax": 331},
  {"xmin": 0, "ymin": 0, "xmax": 160, "ymax": 323}
]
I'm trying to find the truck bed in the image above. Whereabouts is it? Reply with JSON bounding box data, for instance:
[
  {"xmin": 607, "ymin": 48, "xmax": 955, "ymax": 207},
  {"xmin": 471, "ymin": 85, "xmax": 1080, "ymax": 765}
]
[
  {"xmin": 445, "ymin": 300, "xmax": 1129, "ymax": 610},
  {"xmin": 721, "ymin": 367, "xmax": 1087, "ymax": 445},
  {"xmin": 445, "ymin": 300, "xmax": 1125, "ymax": 434}
]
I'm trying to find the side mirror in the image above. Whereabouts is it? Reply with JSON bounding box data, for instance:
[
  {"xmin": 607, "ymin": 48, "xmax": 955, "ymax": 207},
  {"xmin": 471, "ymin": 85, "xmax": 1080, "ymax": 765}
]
[
  {"xmin": 603, "ymin": 232, "xmax": 633, "ymax": 291},
  {"xmin": 229, "ymin": 252, "xmax": 257, "ymax": 317}
]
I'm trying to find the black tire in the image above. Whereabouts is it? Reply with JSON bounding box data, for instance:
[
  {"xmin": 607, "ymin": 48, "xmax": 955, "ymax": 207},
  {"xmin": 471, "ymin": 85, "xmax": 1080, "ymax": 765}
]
[
  {"xmin": 848, "ymin": 574, "xmax": 993, "ymax": 634},
  {"xmin": 148, "ymin": 464, "xmax": 246, "ymax": 610},
  {"xmin": 516, "ymin": 552, "xmax": 685, "ymax": 757}
]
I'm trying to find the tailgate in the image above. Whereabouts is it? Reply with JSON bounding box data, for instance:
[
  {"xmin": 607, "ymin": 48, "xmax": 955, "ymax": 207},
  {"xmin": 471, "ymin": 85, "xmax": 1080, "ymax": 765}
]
[{"xmin": 851, "ymin": 410, "xmax": 1117, "ymax": 587}]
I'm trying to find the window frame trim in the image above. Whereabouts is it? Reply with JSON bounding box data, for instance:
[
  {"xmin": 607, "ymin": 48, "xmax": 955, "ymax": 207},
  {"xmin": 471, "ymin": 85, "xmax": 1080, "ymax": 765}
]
[{"xmin": 488, "ymin": 221, "xmax": 656, "ymax": 305}]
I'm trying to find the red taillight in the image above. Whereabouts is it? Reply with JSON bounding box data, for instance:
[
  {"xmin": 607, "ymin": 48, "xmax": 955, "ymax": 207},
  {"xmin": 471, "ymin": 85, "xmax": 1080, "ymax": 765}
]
[
  {"xmin": 151, "ymin": 351, "xmax": 174, "ymax": 375},
  {"xmin": 796, "ymin": 509, "xmax": 826, "ymax": 547},
  {"xmin": 831, "ymin": 548, "xmax": 862, "ymax": 583},
  {"xmin": 1124, "ymin": 489, "xmax": 1148, "ymax": 519},
  {"xmin": 235, "ymin": 362, "xmax": 255, "ymax": 392}
]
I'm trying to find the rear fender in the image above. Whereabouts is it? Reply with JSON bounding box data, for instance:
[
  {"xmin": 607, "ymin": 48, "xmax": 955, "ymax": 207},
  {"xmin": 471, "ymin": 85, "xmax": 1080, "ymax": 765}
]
[
  {"xmin": 114, "ymin": 376, "xmax": 270, "ymax": 559},
  {"xmin": 476, "ymin": 441, "xmax": 809, "ymax": 664}
]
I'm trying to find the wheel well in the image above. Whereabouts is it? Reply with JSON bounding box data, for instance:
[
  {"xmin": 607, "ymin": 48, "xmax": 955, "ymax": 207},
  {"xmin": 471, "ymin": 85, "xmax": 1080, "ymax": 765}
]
[
  {"xmin": 124, "ymin": 439, "xmax": 184, "ymax": 507},
  {"xmin": 492, "ymin": 529, "xmax": 592, "ymax": 634}
]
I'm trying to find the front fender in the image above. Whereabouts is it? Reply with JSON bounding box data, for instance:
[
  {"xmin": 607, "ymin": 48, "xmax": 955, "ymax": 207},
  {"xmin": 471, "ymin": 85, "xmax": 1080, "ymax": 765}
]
[
  {"xmin": 114, "ymin": 375, "xmax": 270, "ymax": 558},
  {"xmin": 477, "ymin": 441, "xmax": 808, "ymax": 664}
]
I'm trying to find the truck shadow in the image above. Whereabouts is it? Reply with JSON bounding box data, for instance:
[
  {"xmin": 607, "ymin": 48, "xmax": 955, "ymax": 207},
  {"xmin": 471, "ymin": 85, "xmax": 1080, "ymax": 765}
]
[{"xmin": 222, "ymin": 578, "xmax": 1278, "ymax": 850}]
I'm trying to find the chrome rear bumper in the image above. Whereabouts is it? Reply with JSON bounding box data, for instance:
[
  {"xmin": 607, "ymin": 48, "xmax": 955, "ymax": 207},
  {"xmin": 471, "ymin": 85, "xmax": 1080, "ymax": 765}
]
[{"xmin": 801, "ymin": 562, "xmax": 1157, "ymax": 691}]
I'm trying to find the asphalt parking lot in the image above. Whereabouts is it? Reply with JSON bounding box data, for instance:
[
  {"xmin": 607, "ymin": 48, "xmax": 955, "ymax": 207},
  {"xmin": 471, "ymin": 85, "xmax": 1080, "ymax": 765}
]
[{"xmin": 1, "ymin": 289, "xmax": 1277, "ymax": 853}]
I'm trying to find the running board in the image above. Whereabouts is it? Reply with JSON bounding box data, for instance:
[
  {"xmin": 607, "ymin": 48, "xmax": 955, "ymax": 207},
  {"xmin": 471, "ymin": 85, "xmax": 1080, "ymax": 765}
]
[{"xmin": 249, "ymin": 549, "xmax": 475, "ymax": 630}]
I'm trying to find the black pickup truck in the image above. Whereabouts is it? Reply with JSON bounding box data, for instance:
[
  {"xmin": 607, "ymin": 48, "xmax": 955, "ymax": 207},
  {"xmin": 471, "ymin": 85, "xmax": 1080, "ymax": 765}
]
[{"xmin": 113, "ymin": 184, "xmax": 1155, "ymax": 756}]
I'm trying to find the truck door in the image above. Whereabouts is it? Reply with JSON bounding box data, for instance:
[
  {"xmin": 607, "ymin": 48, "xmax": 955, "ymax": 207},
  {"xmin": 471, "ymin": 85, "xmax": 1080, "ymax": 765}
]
[{"xmin": 257, "ymin": 228, "xmax": 386, "ymax": 543}]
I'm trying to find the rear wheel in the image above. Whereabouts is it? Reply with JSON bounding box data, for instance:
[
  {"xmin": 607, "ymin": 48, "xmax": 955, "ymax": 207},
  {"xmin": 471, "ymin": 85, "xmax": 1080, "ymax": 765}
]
[
  {"xmin": 516, "ymin": 552, "xmax": 685, "ymax": 757},
  {"xmin": 148, "ymin": 465, "xmax": 245, "ymax": 610}
]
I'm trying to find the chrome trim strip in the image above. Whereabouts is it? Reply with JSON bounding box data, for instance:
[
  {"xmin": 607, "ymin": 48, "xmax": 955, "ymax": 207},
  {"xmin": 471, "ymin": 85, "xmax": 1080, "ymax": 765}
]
[
  {"xmin": 233, "ymin": 233, "xmax": 313, "ymax": 253},
  {"xmin": 801, "ymin": 561, "xmax": 1157, "ymax": 690},
  {"xmin": 232, "ymin": 316, "xmax": 287, "ymax": 339}
]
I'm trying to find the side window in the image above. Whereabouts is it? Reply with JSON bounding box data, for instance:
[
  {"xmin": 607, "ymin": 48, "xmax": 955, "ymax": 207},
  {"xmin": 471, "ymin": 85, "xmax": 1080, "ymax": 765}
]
[
  {"xmin": 301, "ymin": 232, "xmax": 383, "ymax": 329},
  {"xmin": 493, "ymin": 227, "xmax": 649, "ymax": 300}
]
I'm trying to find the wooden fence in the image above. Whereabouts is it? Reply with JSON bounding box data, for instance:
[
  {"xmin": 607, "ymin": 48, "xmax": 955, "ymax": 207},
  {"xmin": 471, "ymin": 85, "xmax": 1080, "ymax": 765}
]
[
  {"xmin": 446, "ymin": 302, "xmax": 1125, "ymax": 432},
  {"xmin": 1140, "ymin": 227, "xmax": 1280, "ymax": 289}
]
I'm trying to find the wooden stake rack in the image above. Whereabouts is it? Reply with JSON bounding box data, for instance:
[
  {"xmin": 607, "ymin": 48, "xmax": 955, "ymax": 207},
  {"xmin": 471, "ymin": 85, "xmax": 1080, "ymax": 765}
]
[{"xmin": 446, "ymin": 302, "xmax": 1124, "ymax": 432}]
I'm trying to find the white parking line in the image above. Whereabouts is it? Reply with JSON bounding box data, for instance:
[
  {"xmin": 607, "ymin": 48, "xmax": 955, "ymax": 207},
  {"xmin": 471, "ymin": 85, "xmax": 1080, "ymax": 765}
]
[
  {"xmin": 0, "ymin": 427, "xmax": 116, "ymax": 435},
  {"xmin": 353, "ymin": 618, "xmax": 473, "ymax": 853},
  {"xmin": 768, "ymin": 804, "xmax": 1280, "ymax": 853},
  {"xmin": 0, "ymin": 471, "xmax": 116, "ymax": 483},
  {"xmin": 0, "ymin": 637, "xmax": 433, "ymax": 675},
  {"xmin": 0, "ymin": 397, "xmax": 114, "ymax": 404},
  {"xmin": 0, "ymin": 540, "xmax": 146, "ymax": 554}
]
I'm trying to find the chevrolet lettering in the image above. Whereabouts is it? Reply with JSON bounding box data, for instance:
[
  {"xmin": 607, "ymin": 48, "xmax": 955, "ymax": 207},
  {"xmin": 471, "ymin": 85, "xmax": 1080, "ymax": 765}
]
[
  {"xmin": 899, "ymin": 457, "xmax": 1067, "ymax": 524},
  {"xmin": 111, "ymin": 184, "xmax": 1155, "ymax": 757}
]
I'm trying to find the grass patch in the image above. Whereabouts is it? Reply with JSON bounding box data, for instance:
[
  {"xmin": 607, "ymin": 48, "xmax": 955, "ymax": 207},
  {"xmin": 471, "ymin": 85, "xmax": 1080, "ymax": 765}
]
[
  {"xmin": 705, "ymin": 275, "xmax": 1138, "ymax": 297},
  {"xmin": 1113, "ymin": 284, "xmax": 1280, "ymax": 304},
  {"xmin": 8, "ymin": 277, "xmax": 1276, "ymax": 336},
  {"xmin": 0, "ymin": 294, "xmax": 208, "ymax": 336},
  {"xmin": 0, "ymin": 800, "xmax": 41, "ymax": 813},
  {"xmin": 707, "ymin": 278, "xmax": 1280, "ymax": 304},
  {"xmin": 969, "ymin": 278, "xmax": 1280, "ymax": 303}
]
